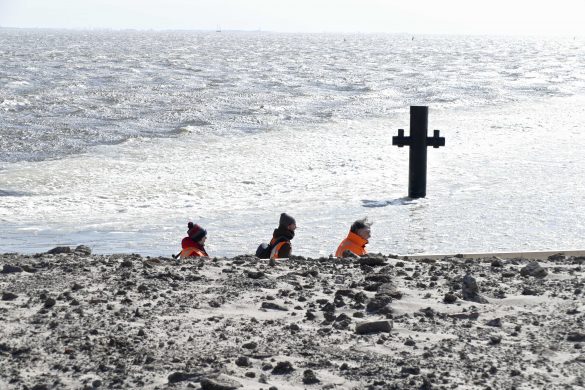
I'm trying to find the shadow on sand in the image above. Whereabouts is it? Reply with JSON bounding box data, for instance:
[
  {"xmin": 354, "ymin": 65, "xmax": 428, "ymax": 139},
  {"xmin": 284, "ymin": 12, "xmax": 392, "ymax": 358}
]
[{"xmin": 361, "ymin": 197, "xmax": 417, "ymax": 208}]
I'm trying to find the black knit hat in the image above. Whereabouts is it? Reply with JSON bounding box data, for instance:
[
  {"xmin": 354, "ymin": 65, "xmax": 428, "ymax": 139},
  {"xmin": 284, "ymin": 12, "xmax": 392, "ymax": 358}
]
[
  {"xmin": 279, "ymin": 213, "xmax": 296, "ymax": 227},
  {"xmin": 187, "ymin": 222, "xmax": 207, "ymax": 242}
]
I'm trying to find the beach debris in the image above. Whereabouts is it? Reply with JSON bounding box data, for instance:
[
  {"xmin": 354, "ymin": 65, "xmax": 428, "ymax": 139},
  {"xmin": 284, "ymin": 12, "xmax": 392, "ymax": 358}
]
[{"xmin": 520, "ymin": 261, "xmax": 547, "ymax": 278}]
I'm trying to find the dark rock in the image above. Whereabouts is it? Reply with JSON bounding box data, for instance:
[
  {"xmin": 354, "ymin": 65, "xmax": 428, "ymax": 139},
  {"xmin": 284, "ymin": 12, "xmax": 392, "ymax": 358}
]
[
  {"xmin": 302, "ymin": 369, "xmax": 320, "ymax": 384},
  {"xmin": 358, "ymin": 256, "xmax": 386, "ymax": 266},
  {"xmin": 355, "ymin": 320, "xmax": 393, "ymax": 334},
  {"xmin": 168, "ymin": 371, "xmax": 204, "ymax": 383},
  {"xmin": 2, "ymin": 291, "xmax": 18, "ymax": 301},
  {"xmin": 404, "ymin": 339, "xmax": 416, "ymax": 346},
  {"xmin": 21, "ymin": 264, "xmax": 37, "ymax": 273},
  {"xmin": 246, "ymin": 271, "xmax": 264, "ymax": 279},
  {"xmin": 92, "ymin": 379, "xmax": 102, "ymax": 388},
  {"xmin": 120, "ymin": 259, "xmax": 133, "ymax": 268},
  {"xmin": 71, "ymin": 283, "xmax": 84, "ymax": 291},
  {"xmin": 486, "ymin": 318, "xmax": 502, "ymax": 327},
  {"xmin": 567, "ymin": 332, "xmax": 585, "ymax": 342},
  {"xmin": 377, "ymin": 283, "xmax": 402, "ymax": 299},
  {"xmin": 244, "ymin": 372, "xmax": 255, "ymax": 378},
  {"xmin": 353, "ymin": 292, "xmax": 368, "ymax": 303},
  {"xmin": 400, "ymin": 366, "xmax": 420, "ymax": 376},
  {"xmin": 365, "ymin": 274, "xmax": 392, "ymax": 284},
  {"xmin": 305, "ymin": 310, "xmax": 316, "ymax": 320},
  {"xmin": 75, "ymin": 245, "xmax": 92, "ymax": 256},
  {"xmin": 548, "ymin": 253, "xmax": 566, "ymax": 261},
  {"xmin": 242, "ymin": 341, "xmax": 257, "ymax": 350},
  {"xmin": 443, "ymin": 293, "xmax": 457, "ymax": 304},
  {"xmin": 47, "ymin": 246, "xmax": 71, "ymax": 254},
  {"xmin": 462, "ymin": 274, "xmax": 488, "ymax": 304},
  {"xmin": 366, "ymin": 296, "xmax": 392, "ymax": 313},
  {"xmin": 235, "ymin": 356, "xmax": 250, "ymax": 367},
  {"xmin": 491, "ymin": 258, "xmax": 504, "ymax": 267},
  {"xmin": 2, "ymin": 264, "xmax": 23, "ymax": 273},
  {"xmin": 520, "ymin": 262, "xmax": 548, "ymax": 278},
  {"xmin": 321, "ymin": 302, "xmax": 335, "ymax": 313},
  {"xmin": 44, "ymin": 297, "xmax": 57, "ymax": 309},
  {"xmin": 261, "ymin": 302, "xmax": 288, "ymax": 311},
  {"xmin": 335, "ymin": 289, "xmax": 355, "ymax": 298},
  {"xmin": 522, "ymin": 287, "xmax": 540, "ymax": 296},
  {"xmin": 489, "ymin": 336, "xmax": 502, "ymax": 345},
  {"xmin": 209, "ymin": 300, "xmax": 222, "ymax": 308},
  {"xmin": 272, "ymin": 361, "xmax": 294, "ymax": 375},
  {"xmin": 200, "ymin": 377, "xmax": 242, "ymax": 390}
]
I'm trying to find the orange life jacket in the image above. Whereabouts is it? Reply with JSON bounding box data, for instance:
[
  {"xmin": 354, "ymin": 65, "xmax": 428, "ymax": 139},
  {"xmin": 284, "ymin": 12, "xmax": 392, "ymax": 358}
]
[
  {"xmin": 180, "ymin": 246, "xmax": 208, "ymax": 258},
  {"xmin": 270, "ymin": 239, "xmax": 290, "ymax": 259},
  {"xmin": 335, "ymin": 231, "xmax": 368, "ymax": 258}
]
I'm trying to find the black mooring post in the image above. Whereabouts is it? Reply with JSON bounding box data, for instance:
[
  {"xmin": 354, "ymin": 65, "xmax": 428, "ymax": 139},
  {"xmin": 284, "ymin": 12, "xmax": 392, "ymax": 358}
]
[{"xmin": 392, "ymin": 106, "xmax": 445, "ymax": 198}]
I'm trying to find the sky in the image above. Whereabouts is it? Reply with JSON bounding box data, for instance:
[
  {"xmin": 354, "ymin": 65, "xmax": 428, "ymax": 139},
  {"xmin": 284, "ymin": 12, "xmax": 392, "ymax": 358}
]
[{"xmin": 1, "ymin": 0, "xmax": 585, "ymax": 35}]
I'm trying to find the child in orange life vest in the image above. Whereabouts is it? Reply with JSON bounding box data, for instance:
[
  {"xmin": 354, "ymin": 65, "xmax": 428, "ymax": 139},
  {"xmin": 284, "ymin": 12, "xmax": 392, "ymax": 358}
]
[
  {"xmin": 269, "ymin": 213, "xmax": 296, "ymax": 259},
  {"xmin": 335, "ymin": 218, "xmax": 372, "ymax": 258},
  {"xmin": 180, "ymin": 222, "xmax": 209, "ymax": 258}
]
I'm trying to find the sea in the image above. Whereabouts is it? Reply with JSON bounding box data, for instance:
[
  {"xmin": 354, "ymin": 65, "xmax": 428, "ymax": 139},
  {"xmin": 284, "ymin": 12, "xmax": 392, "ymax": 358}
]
[{"xmin": 1, "ymin": 29, "xmax": 584, "ymax": 257}]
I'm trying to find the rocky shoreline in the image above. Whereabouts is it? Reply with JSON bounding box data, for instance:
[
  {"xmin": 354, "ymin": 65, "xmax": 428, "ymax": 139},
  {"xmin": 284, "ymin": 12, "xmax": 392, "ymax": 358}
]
[{"xmin": 1, "ymin": 248, "xmax": 584, "ymax": 389}]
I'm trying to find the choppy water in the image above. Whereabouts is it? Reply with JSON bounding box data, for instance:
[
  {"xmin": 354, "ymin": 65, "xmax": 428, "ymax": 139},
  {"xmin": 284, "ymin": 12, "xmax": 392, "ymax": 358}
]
[{"xmin": 1, "ymin": 29, "xmax": 585, "ymax": 256}]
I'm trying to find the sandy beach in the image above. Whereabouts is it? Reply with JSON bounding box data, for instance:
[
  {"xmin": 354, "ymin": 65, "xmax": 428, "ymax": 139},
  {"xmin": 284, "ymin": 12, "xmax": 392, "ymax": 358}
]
[{"xmin": 1, "ymin": 248, "xmax": 584, "ymax": 389}]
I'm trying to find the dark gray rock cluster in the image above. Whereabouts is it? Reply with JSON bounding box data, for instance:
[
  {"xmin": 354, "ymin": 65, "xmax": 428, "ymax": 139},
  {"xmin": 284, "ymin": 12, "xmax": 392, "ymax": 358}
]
[{"xmin": 1, "ymin": 250, "xmax": 583, "ymax": 389}]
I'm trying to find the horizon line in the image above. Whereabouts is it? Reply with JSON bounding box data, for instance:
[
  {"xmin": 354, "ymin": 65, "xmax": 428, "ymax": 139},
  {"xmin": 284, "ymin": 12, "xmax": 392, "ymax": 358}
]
[{"xmin": 0, "ymin": 26, "xmax": 583, "ymax": 38}]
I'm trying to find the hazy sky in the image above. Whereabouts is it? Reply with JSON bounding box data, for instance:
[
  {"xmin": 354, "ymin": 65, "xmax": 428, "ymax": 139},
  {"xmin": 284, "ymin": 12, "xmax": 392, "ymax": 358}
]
[{"xmin": 1, "ymin": 0, "xmax": 584, "ymax": 35}]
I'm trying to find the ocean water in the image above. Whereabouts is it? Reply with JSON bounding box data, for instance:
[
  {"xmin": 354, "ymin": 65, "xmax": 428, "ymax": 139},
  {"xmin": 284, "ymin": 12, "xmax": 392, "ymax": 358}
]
[{"xmin": 1, "ymin": 29, "xmax": 585, "ymax": 257}]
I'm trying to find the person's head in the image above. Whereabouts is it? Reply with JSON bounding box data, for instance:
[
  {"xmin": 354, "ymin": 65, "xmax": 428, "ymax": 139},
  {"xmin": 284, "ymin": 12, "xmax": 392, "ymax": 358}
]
[
  {"xmin": 279, "ymin": 213, "xmax": 296, "ymax": 232},
  {"xmin": 350, "ymin": 218, "xmax": 372, "ymax": 240},
  {"xmin": 187, "ymin": 222, "xmax": 207, "ymax": 244}
]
